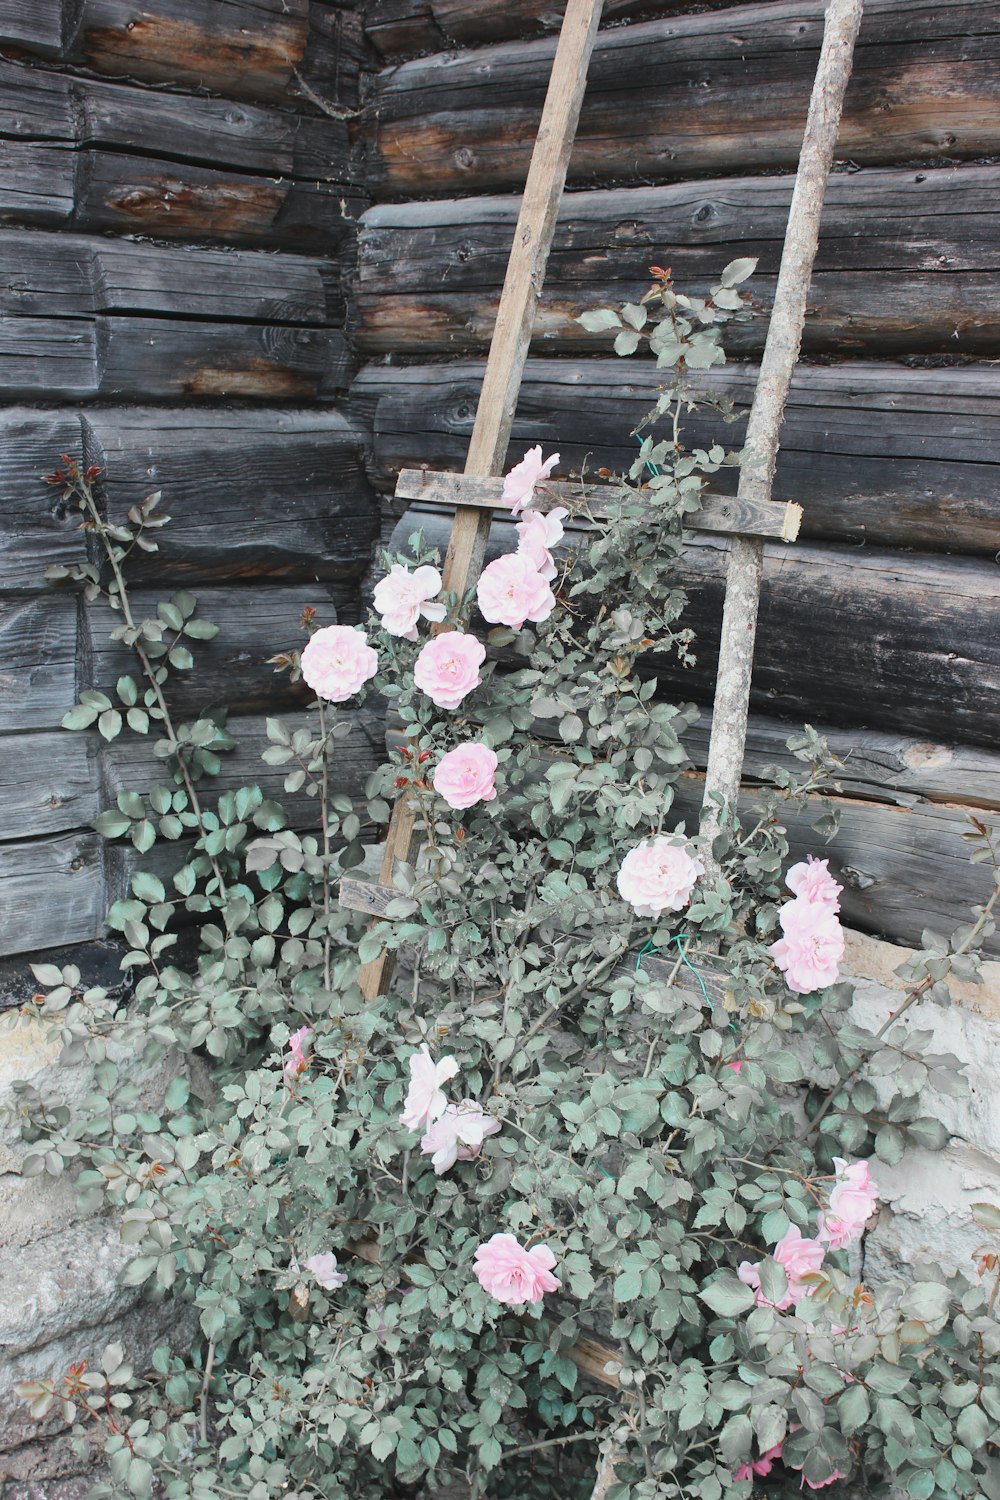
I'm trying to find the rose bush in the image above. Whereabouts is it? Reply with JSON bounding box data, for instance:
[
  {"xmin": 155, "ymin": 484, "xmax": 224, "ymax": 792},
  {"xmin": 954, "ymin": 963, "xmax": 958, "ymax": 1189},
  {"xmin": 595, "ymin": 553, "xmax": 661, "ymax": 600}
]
[{"xmin": 14, "ymin": 265, "xmax": 1000, "ymax": 1500}]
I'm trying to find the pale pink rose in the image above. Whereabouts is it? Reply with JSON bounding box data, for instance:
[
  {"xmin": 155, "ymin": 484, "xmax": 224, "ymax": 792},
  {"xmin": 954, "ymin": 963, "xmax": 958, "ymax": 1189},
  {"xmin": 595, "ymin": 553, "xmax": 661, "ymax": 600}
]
[
  {"xmin": 738, "ymin": 1225, "xmax": 826, "ymax": 1310},
  {"xmin": 817, "ymin": 1158, "xmax": 879, "ymax": 1249},
  {"xmin": 791, "ymin": 1465, "xmax": 847, "ymax": 1491},
  {"xmin": 420, "ymin": 1100, "xmax": 501, "ymax": 1174},
  {"xmin": 413, "ymin": 631, "xmax": 486, "ymax": 711},
  {"xmin": 786, "ymin": 856, "xmax": 842, "ymax": 912},
  {"xmin": 432, "ymin": 742, "xmax": 498, "ymax": 810},
  {"xmin": 284, "ymin": 1025, "xmax": 313, "ymax": 1080},
  {"xmin": 769, "ymin": 897, "xmax": 845, "ymax": 995},
  {"xmin": 303, "ymin": 1252, "xmax": 346, "ymax": 1290},
  {"xmin": 473, "ymin": 1233, "xmax": 560, "ymax": 1306},
  {"xmin": 726, "ymin": 1061, "xmax": 743, "ymax": 1075},
  {"xmin": 501, "ymin": 446, "xmax": 560, "ymax": 515},
  {"xmin": 616, "ymin": 836, "xmax": 704, "ymax": 918},
  {"xmin": 734, "ymin": 1444, "xmax": 784, "ymax": 1482},
  {"xmin": 476, "ymin": 553, "xmax": 555, "ymax": 629},
  {"xmin": 399, "ymin": 1044, "xmax": 459, "ymax": 1133},
  {"xmin": 372, "ymin": 563, "xmax": 446, "ymax": 641},
  {"xmin": 515, "ymin": 507, "xmax": 568, "ymax": 581},
  {"xmin": 300, "ymin": 625, "xmax": 378, "ymax": 703}
]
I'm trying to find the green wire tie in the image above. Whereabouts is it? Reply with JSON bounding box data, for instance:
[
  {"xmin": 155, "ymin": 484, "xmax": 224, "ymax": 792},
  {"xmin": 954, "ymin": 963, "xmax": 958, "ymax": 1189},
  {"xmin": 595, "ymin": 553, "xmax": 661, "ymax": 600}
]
[{"xmin": 635, "ymin": 933, "xmax": 713, "ymax": 1010}]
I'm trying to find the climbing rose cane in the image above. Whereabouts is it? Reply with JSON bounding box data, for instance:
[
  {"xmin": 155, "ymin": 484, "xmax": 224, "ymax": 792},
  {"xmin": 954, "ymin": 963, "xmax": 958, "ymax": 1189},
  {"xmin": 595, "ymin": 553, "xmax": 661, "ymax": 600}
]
[
  {"xmin": 372, "ymin": 562, "xmax": 446, "ymax": 640},
  {"xmin": 432, "ymin": 742, "xmax": 498, "ymax": 810},
  {"xmin": 413, "ymin": 631, "xmax": 486, "ymax": 711},
  {"xmin": 616, "ymin": 835, "xmax": 704, "ymax": 917},
  {"xmin": 501, "ymin": 445, "xmax": 560, "ymax": 514},
  {"xmin": 300, "ymin": 625, "xmax": 378, "ymax": 703},
  {"xmin": 420, "ymin": 1101, "xmax": 501, "ymax": 1175},
  {"xmin": 474, "ymin": 1234, "xmax": 561, "ymax": 1306}
]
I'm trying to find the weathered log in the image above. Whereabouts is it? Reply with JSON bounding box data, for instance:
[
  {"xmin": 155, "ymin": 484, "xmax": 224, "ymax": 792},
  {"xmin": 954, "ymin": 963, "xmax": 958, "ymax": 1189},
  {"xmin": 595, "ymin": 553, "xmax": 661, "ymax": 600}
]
[
  {"xmin": 365, "ymin": 0, "xmax": 750, "ymax": 57},
  {"xmin": 364, "ymin": 0, "xmax": 1000, "ymax": 195},
  {"xmin": 5, "ymin": 0, "xmax": 368, "ymax": 109},
  {"xmin": 0, "ymin": 732, "xmax": 97, "ymax": 841},
  {"xmin": 387, "ymin": 505, "xmax": 1000, "ymax": 749},
  {"xmin": 0, "ymin": 832, "xmax": 107, "ymax": 959},
  {"xmin": 358, "ymin": 164, "xmax": 1000, "ymax": 359},
  {"xmin": 0, "ymin": 407, "xmax": 377, "ymax": 595},
  {"xmin": 352, "ymin": 358, "xmax": 1000, "ymax": 558},
  {"xmin": 0, "ymin": 593, "xmax": 78, "ymax": 734}
]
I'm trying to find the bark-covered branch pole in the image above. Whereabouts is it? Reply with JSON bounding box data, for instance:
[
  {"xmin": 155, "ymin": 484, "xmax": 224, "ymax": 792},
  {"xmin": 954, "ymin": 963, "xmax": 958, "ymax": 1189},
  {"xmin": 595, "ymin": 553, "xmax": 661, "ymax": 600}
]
[{"xmin": 699, "ymin": 0, "xmax": 866, "ymax": 877}]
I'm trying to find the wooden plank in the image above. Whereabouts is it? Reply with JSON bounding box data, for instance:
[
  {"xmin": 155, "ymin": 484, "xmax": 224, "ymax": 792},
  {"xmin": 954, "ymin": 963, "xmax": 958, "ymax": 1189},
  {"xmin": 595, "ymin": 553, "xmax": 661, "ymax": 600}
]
[
  {"xmin": 0, "ymin": 408, "xmax": 376, "ymax": 594},
  {"xmin": 357, "ymin": 164, "xmax": 1000, "ymax": 358},
  {"xmin": 0, "ymin": 732, "xmax": 97, "ymax": 840},
  {"xmin": 357, "ymin": 0, "xmax": 606, "ymax": 1002},
  {"xmin": 393, "ymin": 468, "xmax": 801, "ymax": 541},
  {"xmin": 365, "ymin": 0, "xmax": 1000, "ymax": 195},
  {"xmin": 0, "ymin": 593, "xmax": 78, "ymax": 734},
  {"xmin": 352, "ymin": 358, "xmax": 1000, "ymax": 558},
  {"xmin": 0, "ymin": 833, "xmax": 106, "ymax": 958},
  {"xmin": 387, "ymin": 505, "xmax": 1000, "ymax": 749},
  {"xmin": 0, "ymin": 317, "xmax": 98, "ymax": 399},
  {"xmin": 0, "ymin": 0, "xmax": 65, "ymax": 54},
  {"xmin": 0, "ymin": 141, "xmax": 76, "ymax": 225}
]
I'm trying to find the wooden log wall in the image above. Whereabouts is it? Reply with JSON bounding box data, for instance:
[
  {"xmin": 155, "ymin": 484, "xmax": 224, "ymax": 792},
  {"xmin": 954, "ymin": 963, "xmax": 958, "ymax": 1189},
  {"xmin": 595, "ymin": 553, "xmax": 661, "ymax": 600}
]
[
  {"xmin": 0, "ymin": 0, "xmax": 383, "ymax": 969},
  {"xmin": 352, "ymin": 0, "xmax": 1000, "ymax": 952}
]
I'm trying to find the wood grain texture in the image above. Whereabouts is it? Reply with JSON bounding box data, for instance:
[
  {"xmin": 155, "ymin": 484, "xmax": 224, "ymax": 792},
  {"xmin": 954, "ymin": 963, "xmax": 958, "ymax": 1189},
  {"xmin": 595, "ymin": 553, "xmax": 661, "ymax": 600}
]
[
  {"xmin": 0, "ymin": 832, "xmax": 106, "ymax": 957},
  {"xmin": 365, "ymin": 0, "xmax": 1000, "ymax": 195},
  {"xmin": 352, "ymin": 358, "xmax": 1000, "ymax": 558},
  {"xmin": 5, "ymin": 0, "xmax": 368, "ymax": 109},
  {"xmin": 366, "ymin": 0, "xmax": 748, "ymax": 56},
  {"xmin": 0, "ymin": 408, "xmax": 377, "ymax": 593},
  {"xmin": 387, "ymin": 506, "xmax": 1000, "ymax": 749},
  {"xmin": 394, "ymin": 469, "xmax": 801, "ymax": 540},
  {"xmin": 357, "ymin": 164, "xmax": 1000, "ymax": 359}
]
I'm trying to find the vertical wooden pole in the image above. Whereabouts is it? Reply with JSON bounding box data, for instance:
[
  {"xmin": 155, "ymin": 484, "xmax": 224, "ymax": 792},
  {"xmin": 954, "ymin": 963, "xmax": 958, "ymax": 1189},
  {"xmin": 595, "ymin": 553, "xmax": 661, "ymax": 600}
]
[
  {"xmin": 356, "ymin": 0, "xmax": 605, "ymax": 1001},
  {"xmin": 699, "ymin": 0, "xmax": 865, "ymax": 876}
]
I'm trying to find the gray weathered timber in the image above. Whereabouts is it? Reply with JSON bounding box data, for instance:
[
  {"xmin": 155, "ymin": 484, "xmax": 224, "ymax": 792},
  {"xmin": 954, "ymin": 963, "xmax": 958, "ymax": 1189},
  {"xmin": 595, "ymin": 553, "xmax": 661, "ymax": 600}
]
[
  {"xmin": 0, "ymin": 832, "xmax": 106, "ymax": 958},
  {"xmin": 364, "ymin": 0, "xmax": 1000, "ymax": 195},
  {"xmin": 365, "ymin": 0, "xmax": 747, "ymax": 55},
  {"xmin": 0, "ymin": 594, "xmax": 78, "ymax": 734},
  {"xmin": 352, "ymin": 359, "xmax": 1000, "ymax": 558},
  {"xmin": 357, "ymin": 165, "xmax": 1000, "ymax": 358},
  {"xmin": 387, "ymin": 505, "xmax": 1000, "ymax": 749},
  {"xmin": 0, "ymin": 142, "xmax": 76, "ymax": 224},
  {"xmin": 4, "ymin": 0, "xmax": 368, "ymax": 109},
  {"xmin": 0, "ymin": 732, "xmax": 97, "ymax": 840},
  {"xmin": 0, "ymin": 408, "xmax": 377, "ymax": 594}
]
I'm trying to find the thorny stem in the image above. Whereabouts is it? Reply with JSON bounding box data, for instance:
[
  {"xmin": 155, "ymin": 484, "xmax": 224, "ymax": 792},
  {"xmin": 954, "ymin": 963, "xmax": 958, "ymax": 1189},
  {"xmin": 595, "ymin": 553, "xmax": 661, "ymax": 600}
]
[
  {"xmin": 78, "ymin": 473, "xmax": 229, "ymax": 898},
  {"xmin": 199, "ymin": 1339, "xmax": 216, "ymax": 1446},
  {"xmin": 318, "ymin": 700, "xmax": 333, "ymax": 992}
]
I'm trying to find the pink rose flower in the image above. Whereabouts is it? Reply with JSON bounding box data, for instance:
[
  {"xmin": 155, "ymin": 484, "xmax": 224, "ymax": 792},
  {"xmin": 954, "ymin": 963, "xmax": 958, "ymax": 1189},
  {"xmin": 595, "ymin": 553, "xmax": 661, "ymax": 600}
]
[
  {"xmin": 473, "ymin": 1233, "xmax": 561, "ymax": 1306},
  {"xmin": 738, "ymin": 1225, "xmax": 826, "ymax": 1310},
  {"xmin": 432, "ymin": 742, "xmax": 498, "ymax": 810},
  {"xmin": 303, "ymin": 1252, "xmax": 346, "ymax": 1290},
  {"xmin": 616, "ymin": 836, "xmax": 704, "ymax": 918},
  {"xmin": 734, "ymin": 1444, "xmax": 784, "ymax": 1482},
  {"xmin": 817, "ymin": 1158, "xmax": 879, "ymax": 1249},
  {"xmin": 399, "ymin": 1044, "xmax": 458, "ymax": 1133},
  {"xmin": 786, "ymin": 855, "xmax": 842, "ymax": 911},
  {"xmin": 300, "ymin": 625, "xmax": 378, "ymax": 703},
  {"xmin": 284, "ymin": 1025, "xmax": 313, "ymax": 1080},
  {"xmin": 372, "ymin": 563, "xmax": 446, "ymax": 640},
  {"xmin": 413, "ymin": 631, "xmax": 486, "ymax": 711},
  {"xmin": 769, "ymin": 897, "xmax": 845, "ymax": 995},
  {"xmin": 791, "ymin": 1464, "xmax": 848, "ymax": 1490},
  {"xmin": 726, "ymin": 1061, "xmax": 743, "ymax": 1075},
  {"xmin": 420, "ymin": 1100, "xmax": 501, "ymax": 1174},
  {"xmin": 476, "ymin": 553, "xmax": 555, "ymax": 629},
  {"xmin": 501, "ymin": 445, "xmax": 560, "ymax": 515},
  {"xmin": 515, "ymin": 507, "xmax": 567, "ymax": 582}
]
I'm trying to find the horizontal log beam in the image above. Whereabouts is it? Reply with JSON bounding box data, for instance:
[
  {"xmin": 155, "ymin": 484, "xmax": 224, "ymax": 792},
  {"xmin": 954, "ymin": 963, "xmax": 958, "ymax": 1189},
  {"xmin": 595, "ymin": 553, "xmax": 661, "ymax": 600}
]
[
  {"xmin": 394, "ymin": 469, "xmax": 802, "ymax": 541},
  {"xmin": 353, "ymin": 358, "xmax": 1000, "ymax": 558},
  {"xmin": 365, "ymin": 0, "xmax": 1000, "ymax": 196},
  {"xmin": 0, "ymin": 407, "xmax": 377, "ymax": 594},
  {"xmin": 358, "ymin": 164, "xmax": 1000, "ymax": 359},
  {"xmin": 386, "ymin": 503, "xmax": 1000, "ymax": 750}
]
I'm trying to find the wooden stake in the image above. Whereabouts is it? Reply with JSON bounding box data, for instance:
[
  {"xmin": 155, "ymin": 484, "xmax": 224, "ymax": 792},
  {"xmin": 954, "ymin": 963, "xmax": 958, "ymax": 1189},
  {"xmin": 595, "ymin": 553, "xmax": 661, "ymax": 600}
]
[
  {"xmin": 356, "ymin": 0, "xmax": 605, "ymax": 1001},
  {"xmin": 699, "ymin": 0, "xmax": 865, "ymax": 876}
]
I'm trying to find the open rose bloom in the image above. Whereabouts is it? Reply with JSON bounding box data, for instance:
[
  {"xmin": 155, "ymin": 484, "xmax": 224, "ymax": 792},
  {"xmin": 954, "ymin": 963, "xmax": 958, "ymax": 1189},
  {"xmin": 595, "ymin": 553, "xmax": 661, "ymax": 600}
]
[
  {"xmin": 738, "ymin": 1224, "xmax": 826, "ymax": 1310},
  {"xmin": 817, "ymin": 1157, "xmax": 879, "ymax": 1248},
  {"xmin": 616, "ymin": 835, "xmax": 704, "ymax": 917},
  {"xmin": 284, "ymin": 1025, "xmax": 313, "ymax": 1080},
  {"xmin": 501, "ymin": 445, "xmax": 560, "ymax": 514},
  {"xmin": 432, "ymin": 742, "xmax": 498, "ymax": 810},
  {"xmin": 786, "ymin": 855, "xmax": 842, "ymax": 910},
  {"xmin": 769, "ymin": 895, "xmax": 845, "ymax": 994},
  {"xmin": 421, "ymin": 1101, "xmax": 500, "ymax": 1174},
  {"xmin": 300, "ymin": 625, "xmax": 378, "ymax": 703},
  {"xmin": 473, "ymin": 1233, "xmax": 560, "ymax": 1306},
  {"xmin": 372, "ymin": 563, "xmax": 446, "ymax": 640},
  {"xmin": 413, "ymin": 631, "xmax": 486, "ymax": 710},
  {"xmin": 515, "ymin": 507, "xmax": 567, "ymax": 581},
  {"xmin": 476, "ymin": 553, "xmax": 555, "ymax": 630},
  {"xmin": 398, "ymin": 1045, "xmax": 459, "ymax": 1133},
  {"xmin": 302, "ymin": 1252, "xmax": 346, "ymax": 1290}
]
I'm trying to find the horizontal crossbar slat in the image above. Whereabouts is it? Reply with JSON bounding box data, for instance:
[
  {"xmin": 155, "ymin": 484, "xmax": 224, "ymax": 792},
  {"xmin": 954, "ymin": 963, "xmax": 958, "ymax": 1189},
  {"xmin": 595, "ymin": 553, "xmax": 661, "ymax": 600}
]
[{"xmin": 395, "ymin": 469, "xmax": 802, "ymax": 542}]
